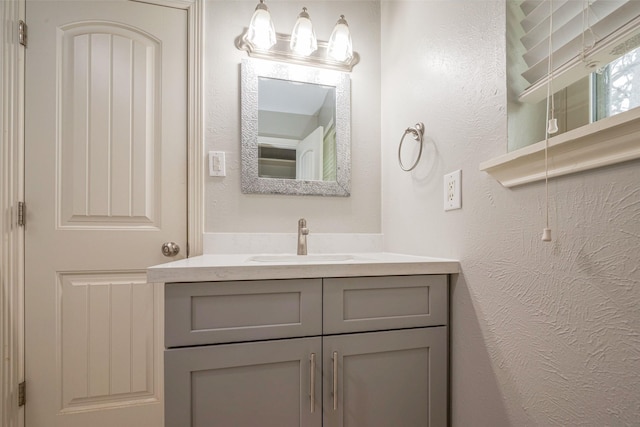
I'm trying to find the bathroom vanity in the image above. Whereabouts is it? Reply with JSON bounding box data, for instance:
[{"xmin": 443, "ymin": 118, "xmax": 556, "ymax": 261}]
[{"xmin": 148, "ymin": 253, "xmax": 459, "ymax": 427}]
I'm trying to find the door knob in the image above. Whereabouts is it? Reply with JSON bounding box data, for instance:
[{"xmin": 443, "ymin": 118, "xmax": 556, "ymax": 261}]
[{"xmin": 161, "ymin": 242, "xmax": 180, "ymax": 257}]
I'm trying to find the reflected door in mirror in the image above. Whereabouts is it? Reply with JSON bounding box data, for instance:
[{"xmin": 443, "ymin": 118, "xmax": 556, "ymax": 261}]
[{"xmin": 257, "ymin": 77, "xmax": 335, "ymax": 181}]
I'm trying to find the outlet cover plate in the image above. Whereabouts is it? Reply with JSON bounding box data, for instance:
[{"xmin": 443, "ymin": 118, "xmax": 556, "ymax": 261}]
[{"xmin": 444, "ymin": 169, "xmax": 462, "ymax": 211}]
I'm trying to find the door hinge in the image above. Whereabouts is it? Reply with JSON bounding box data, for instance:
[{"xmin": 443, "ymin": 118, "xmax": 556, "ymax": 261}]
[
  {"xmin": 18, "ymin": 381, "xmax": 25, "ymax": 407},
  {"xmin": 18, "ymin": 20, "xmax": 27, "ymax": 47},
  {"xmin": 17, "ymin": 201, "xmax": 25, "ymax": 227}
]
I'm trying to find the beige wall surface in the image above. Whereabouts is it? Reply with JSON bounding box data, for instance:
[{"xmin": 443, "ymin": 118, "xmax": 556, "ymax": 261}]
[
  {"xmin": 381, "ymin": 1, "xmax": 640, "ymax": 426},
  {"xmin": 204, "ymin": 1, "xmax": 381, "ymax": 234}
]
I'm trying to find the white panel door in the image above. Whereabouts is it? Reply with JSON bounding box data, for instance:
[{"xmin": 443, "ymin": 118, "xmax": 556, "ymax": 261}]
[
  {"xmin": 24, "ymin": 1, "xmax": 188, "ymax": 426},
  {"xmin": 296, "ymin": 125, "xmax": 324, "ymax": 180}
]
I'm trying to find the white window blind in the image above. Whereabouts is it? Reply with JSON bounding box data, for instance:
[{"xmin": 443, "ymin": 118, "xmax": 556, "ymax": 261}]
[{"xmin": 518, "ymin": 0, "xmax": 640, "ymax": 103}]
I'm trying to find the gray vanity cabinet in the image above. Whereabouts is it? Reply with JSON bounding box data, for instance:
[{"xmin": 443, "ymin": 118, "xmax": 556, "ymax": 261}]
[{"xmin": 164, "ymin": 275, "xmax": 448, "ymax": 427}]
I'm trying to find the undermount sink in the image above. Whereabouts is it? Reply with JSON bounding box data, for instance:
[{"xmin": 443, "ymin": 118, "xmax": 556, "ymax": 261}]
[{"xmin": 248, "ymin": 254, "xmax": 359, "ymax": 263}]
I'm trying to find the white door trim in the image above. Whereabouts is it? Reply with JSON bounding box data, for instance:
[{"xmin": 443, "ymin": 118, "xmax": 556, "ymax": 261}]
[
  {"xmin": 133, "ymin": 0, "xmax": 205, "ymax": 256},
  {"xmin": 186, "ymin": 0, "xmax": 205, "ymax": 257},
  {"xmin": 1, "ymin": 0, "xmax": 26, "ymax": 425},
  {"xmin": 1, "ymin": 0, "xmax": 203, "ymax": 425}
]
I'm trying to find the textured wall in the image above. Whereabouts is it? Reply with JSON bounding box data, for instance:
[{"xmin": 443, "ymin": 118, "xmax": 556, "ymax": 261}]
[
  {"xmin": 381, "ymin": 1, "xmax": 640, "ymax": 426},
  {"xmin": 204, "ymin": 0, "xmax": 381, "ymax": 233}
]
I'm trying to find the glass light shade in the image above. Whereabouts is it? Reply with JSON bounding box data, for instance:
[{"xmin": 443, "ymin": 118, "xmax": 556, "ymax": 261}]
[
  {"xmin": 328, "ymin": 15, "xmax": 353, "ymax": 62},
  {"xmin": 246, "ymin": 0, "xmax": 276, "ymax": 50},
  {"xmin": 290, "ymin": 7, "xmax": 317, "ymax": 56}
]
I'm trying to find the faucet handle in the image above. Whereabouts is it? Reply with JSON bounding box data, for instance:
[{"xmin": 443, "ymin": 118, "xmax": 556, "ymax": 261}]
[{"xmin": 298, "ymin": 218, "xmax": 309, "ymax": 235}]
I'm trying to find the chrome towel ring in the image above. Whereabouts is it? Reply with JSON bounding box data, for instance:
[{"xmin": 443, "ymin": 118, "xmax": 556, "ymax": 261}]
[{"xmin": 398, "ymin": 122, "xmax": 425, "ymax": 171}]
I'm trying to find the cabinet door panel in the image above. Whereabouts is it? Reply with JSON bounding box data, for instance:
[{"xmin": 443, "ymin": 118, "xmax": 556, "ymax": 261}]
[
  {"xmin": 323, "ymin": 328, "xmax": 447, "ymax": 427},
  {"xmin": 165, "ymin": 337, "xmax": 322, "ymax": 427}
]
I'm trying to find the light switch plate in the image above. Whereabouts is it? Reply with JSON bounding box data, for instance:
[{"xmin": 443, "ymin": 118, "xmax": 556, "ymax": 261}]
[
  {"xmin": 444, "ymin": 170, "xmax": 462, "ymax": 211},
  {"xmin": 209, "ymin": 151, "xmax": 226, "ymax": 177}
]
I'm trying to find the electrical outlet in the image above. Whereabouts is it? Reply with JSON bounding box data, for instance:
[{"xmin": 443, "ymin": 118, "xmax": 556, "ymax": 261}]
[{"xmin": 444, "ymin": 170, "xmax": 462, "ymax": 211}]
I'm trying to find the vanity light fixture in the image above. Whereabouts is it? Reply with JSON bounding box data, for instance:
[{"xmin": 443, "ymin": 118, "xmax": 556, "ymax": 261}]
[
  {"xmin": 246, "ymin": 0, "xmax": 276, "ymax": 50},
  {"xmin": 327, "ymin": 15, "xmax": 353, "ymax": 62},
  {"xmin": 235, "ymin": 5, "xmax": 360, "ymax": 72},
  {"xmin": 290, "ymin": 7, "xmax": 317, "ymax": 57}
]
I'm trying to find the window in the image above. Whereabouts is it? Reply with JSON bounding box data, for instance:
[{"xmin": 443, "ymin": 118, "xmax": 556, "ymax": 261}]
[
  {"xmin": 507, "ymin": 0, "xmax": 640, "ymax": 151},
  {"xmin": 594, "ymin": 46, "xmax": 640, "ymax": 120},
  {"xmin": 481, "ymin": 2, "xmax": 640, "ymax": 188},
  {"xmin": 509, "ymin": 47, "xmax": 640, "ymax": 151}
]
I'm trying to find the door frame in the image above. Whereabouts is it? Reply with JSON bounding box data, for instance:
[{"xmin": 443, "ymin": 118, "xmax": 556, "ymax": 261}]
[
  {"xmin": 1, "ymin": 1, "xmax": 26, "ymax": 426},
  {"xmin": 139, "ymin": 0, "xmax": 205, "ymax": 257},
  {"xmin": 0, "ymin": 0, "xmax": 204, "ymax": 425}
]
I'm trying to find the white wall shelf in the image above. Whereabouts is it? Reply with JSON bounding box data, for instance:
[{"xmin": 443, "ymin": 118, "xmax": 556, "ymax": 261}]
[{"xmin": 480, "ymin": 108, "xmax": 640, "ymax": 187}]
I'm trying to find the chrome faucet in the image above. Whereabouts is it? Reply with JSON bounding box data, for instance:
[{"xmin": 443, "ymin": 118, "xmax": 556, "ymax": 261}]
[{"xmin": 297, "ymin": 218, "xmax": 309, "ymax": 255}]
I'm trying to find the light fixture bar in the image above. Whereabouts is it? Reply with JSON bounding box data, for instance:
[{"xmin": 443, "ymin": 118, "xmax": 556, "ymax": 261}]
[{"xmin": 235, "ymin": 29, "xmax": 360, "ymax": 72}]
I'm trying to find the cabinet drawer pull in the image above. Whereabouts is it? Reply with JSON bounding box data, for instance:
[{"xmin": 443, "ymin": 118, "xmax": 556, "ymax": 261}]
[
  {"xmin": 332, "ymin": 351, "xmax": 338, "ymax": 411},
  {"xmin": 310, "ymin": 353, "xmax": 316, "ymax": 413}
]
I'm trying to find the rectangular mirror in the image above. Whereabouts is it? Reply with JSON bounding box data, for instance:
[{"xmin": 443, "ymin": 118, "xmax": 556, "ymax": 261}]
[{"xmin": 241, "ymin": 58, "xmax": 351, "ymax": 196}]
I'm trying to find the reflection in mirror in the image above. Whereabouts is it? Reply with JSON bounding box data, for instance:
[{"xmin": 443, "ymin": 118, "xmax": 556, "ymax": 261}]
[
  {"xmin": 241, "ymin": 58, "xmax": 351, "ymax": 196},
  {"xmin": 257, "ymin": 77, "xmax": 336, "ymax": 181}
]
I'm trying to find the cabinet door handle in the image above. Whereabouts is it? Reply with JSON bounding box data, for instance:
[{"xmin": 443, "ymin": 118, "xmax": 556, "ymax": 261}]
[
  {"xmin": 332, "ymin": 351, "xmax": 338, "ymax": 411},
  {"xmin": 310, "ymin": 353, "xmax": 316, "ymax": 413}
]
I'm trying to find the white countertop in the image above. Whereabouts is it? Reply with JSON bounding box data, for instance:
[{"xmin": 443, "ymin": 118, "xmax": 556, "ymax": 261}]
[{"xmin": 147, "ymin": 252, "xmax": 460, "ymax": 283}]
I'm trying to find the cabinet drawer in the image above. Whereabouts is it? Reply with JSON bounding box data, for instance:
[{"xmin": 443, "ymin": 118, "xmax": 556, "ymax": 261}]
[
  {"xmin": 165, "ymin": 279, "xmax": 322, "ymax": 347},
  {"xmin": 323, "ymin": 275, "xmax": 447, "ymax": 334}
]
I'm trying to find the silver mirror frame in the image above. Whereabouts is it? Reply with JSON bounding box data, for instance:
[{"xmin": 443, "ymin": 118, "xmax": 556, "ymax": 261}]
[{"xmin": 241, "ymin": 58, "xmax": 351, "ymax": 196}]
